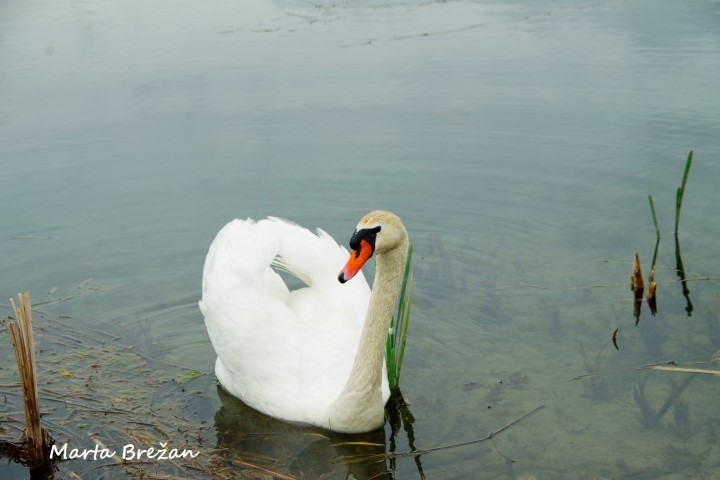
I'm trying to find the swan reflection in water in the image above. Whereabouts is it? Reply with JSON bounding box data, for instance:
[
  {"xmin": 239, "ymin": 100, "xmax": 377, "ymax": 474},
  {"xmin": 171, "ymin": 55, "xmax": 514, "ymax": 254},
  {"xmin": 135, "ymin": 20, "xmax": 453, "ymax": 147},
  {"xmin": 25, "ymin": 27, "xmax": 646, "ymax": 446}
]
[{"xmin": 211, "ymin": 386, "xmax": 423, "ymax": 479}]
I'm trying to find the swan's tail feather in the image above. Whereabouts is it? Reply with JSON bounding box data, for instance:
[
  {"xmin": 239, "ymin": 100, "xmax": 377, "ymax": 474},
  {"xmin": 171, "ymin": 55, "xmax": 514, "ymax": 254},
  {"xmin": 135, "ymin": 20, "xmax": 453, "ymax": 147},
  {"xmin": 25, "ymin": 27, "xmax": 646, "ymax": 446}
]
[
  {"xmin": 265, "ymin": 218, "xmax": 349, "ymax": 289},
  {"xmin": 271, "ymin": 255, "xmax": 312, "ymax": 287}
]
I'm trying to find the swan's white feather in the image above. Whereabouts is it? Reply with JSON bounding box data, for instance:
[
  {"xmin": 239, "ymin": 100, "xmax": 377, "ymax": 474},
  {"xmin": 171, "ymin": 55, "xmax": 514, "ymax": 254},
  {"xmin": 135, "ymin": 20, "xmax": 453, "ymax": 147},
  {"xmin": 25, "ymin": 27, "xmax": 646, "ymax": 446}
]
[{"xmin": 199, "ymin": 217, "xmax": 387, "ymax": 427}]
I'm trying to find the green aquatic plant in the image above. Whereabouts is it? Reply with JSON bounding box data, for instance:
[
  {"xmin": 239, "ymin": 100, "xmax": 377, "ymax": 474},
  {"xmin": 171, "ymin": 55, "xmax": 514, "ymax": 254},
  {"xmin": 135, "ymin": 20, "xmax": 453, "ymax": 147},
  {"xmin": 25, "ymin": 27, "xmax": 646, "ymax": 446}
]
[
  {"xmin": 648, "ymin": 194, "xmax": 660, "ymax": 240},
  {"xmin": 646, "ymin": 149, "xmax": 693, "ymax": 240},
  {"xmin": 386, "ymin": 243, "xmax": 414, "ymax": 391},
  {"xmin": 640, "ymin": 150, "xmax": 695, "ymax": 319},
  {"xmin": 674, "ymin": 150, "xmax": 694, "ymax": 315},
  {"xmin": 176, "ymin": 369, "xmax": 203, "ymax": 382},
  {"xmin": 674, "ymin": 150, "xmax": 693, "ymax": 236}
]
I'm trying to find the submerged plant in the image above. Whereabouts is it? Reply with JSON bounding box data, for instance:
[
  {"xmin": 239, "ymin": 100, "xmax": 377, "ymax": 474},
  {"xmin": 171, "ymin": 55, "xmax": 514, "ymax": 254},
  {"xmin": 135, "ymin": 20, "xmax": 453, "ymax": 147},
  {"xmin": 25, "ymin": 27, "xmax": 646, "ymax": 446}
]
[
  {"xmin": 633, "ymin": 377, "xmax": 659, "ymax": 429},
  {"xmin": 386, "ymin": 243, "xmax": 414, "ymax": 391},
  {"xmin": 579, "ymin": 343, "xmax": 611, "ymax": 402}
]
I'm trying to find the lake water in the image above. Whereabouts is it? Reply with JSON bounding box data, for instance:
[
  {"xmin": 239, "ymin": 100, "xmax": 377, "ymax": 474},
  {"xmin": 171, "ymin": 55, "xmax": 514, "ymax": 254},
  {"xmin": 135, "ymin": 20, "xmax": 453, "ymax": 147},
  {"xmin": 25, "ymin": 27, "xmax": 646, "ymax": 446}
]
[{"xmin": 2, "ymin": 0, "xmax": 720, "ymax": 478}]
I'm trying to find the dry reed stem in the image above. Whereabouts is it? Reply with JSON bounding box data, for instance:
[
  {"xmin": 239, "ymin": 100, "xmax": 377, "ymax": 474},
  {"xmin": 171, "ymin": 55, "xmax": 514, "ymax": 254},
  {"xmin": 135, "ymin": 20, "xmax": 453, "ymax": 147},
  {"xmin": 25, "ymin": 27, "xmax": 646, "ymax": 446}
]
[
  {"xmin": 641, "ymin": 365, "xmax": 720, "ymax": 376},
  {"xmin": 7, "ymin": 291, "xmax": 50, "ymax": 467}
]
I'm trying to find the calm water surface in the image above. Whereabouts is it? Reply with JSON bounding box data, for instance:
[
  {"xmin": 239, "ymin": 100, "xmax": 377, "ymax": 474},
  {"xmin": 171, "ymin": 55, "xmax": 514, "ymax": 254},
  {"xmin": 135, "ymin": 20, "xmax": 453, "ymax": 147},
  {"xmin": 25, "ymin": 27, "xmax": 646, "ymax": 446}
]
[{"xmin": 2, "ymin": 0, "xmax": 720, "ymax": 478}]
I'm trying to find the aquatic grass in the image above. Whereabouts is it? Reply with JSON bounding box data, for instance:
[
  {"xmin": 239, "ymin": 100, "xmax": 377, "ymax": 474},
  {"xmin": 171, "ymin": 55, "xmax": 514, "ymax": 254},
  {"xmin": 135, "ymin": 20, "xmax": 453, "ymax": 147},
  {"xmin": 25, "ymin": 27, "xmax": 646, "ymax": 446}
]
[
  {"xmin": 674, "ymin": 150, "xmax": 694, "ymax": 315},
  {"xmin": 674, "ymin": 150, "xmax": 693, "ymax": 235},
  {"xmin": 648, "ymin": 195, "xmax": 660, "ymax": 240},
  {"xmin": 644, "ymin": 149, "xmax": 693, "ymax": 242},
  {"xmin": 638, "ymin": 150, "xmax": 695, "ymax": 320},
  {"xmin": 386, "ymin": 243, "xmax": 413, "ymax": 391}
]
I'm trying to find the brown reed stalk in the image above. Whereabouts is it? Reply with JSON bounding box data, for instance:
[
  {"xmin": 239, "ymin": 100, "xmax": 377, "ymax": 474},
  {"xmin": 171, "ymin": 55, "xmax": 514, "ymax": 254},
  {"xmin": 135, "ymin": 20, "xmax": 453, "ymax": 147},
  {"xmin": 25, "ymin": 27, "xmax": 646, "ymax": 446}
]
[{"xmin": 7, "ymin": 291, "xmax": 51, "ymax": 467}]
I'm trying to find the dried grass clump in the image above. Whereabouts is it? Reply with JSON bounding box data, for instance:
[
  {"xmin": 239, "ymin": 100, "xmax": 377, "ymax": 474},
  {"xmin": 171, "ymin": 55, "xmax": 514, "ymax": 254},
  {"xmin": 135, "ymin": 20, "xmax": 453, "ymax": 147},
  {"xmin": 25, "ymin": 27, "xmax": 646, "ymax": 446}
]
[{"xmin": 6, "ymin": 292, "xmax": 52, "ymax": 468}]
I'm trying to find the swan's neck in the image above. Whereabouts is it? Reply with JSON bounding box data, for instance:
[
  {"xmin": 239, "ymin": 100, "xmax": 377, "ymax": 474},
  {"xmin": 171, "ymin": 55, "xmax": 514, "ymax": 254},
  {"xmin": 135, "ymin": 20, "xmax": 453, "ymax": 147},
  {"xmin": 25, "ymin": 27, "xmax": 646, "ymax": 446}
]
[{"xmin": 327, "ymin": 238, "xmax": 408, "ymax": 432}]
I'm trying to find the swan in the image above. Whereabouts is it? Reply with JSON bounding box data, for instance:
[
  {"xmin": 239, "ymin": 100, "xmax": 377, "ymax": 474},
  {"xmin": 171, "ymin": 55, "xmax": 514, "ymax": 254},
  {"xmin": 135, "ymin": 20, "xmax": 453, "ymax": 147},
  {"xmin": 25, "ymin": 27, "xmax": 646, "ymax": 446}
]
[{"xmin": 199, "ymin": 210, "xmax": 409, "ymax": 433}]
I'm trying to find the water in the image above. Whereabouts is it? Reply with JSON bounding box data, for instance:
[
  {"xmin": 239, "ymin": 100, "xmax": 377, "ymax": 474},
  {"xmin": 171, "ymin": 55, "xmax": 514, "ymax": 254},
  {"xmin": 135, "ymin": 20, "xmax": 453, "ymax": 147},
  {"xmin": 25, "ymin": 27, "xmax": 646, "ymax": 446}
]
[{"xmin": 2, "ymin": 0, "xmax": 720, "ymax": 478}]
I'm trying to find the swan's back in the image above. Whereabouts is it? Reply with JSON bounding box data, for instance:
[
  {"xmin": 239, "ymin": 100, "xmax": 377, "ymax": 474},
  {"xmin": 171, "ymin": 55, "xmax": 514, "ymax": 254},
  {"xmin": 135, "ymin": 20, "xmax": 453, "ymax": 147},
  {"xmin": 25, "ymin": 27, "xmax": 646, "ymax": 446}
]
[{"xmin": 199, "ymin": 217, "xmax": 372, "ymax": 425}]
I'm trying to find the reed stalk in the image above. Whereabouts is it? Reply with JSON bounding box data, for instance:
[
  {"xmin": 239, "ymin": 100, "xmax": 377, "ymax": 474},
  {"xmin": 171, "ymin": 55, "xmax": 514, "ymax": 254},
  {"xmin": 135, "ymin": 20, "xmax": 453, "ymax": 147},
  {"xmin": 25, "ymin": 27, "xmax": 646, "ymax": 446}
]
[{"xmin": 6, "ymin": 292, "xmax": 51, "ymax": 467}]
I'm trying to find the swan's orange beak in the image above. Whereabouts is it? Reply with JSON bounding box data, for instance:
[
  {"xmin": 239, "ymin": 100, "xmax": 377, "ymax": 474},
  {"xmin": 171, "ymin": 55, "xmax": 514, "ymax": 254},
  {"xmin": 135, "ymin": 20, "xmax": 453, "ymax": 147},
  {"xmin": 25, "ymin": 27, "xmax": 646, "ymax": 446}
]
[{"xmin": 338, "ymin": 239, "xmax": 373, "ymax": 284}]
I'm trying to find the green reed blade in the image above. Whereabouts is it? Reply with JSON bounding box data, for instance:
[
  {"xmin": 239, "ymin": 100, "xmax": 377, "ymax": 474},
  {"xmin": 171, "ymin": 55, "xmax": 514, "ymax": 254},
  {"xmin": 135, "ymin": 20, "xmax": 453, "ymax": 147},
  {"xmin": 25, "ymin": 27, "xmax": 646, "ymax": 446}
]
[
  {"xmin": 648, "ymin": 194, "xmax": 660, "ymax": 240},
  {"xmin": 386, "ymin": 332, "xmax": 396, "ymax": 389},
  {"xmin": 395, "ymin": 269, "xmax": 413, "ymax": 384},
  {"xmin": 387, "ymin": 242, "xmax": 413, "ymax": 390},
  {"xmin": 675, "ymin": 150, "xmax": 693, "ymax": 235}
]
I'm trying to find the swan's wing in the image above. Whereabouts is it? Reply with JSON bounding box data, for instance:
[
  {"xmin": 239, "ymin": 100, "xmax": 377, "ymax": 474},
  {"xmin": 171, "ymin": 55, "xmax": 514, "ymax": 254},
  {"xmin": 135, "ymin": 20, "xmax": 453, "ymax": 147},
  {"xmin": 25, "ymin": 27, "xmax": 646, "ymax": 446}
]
[
  {"xmin": 269, "ymin": 218, "xmax": 370, "ymax": 330},
  {"xmin": 199, "ymin": 217, "xmax": 372, "ymax": 421}
]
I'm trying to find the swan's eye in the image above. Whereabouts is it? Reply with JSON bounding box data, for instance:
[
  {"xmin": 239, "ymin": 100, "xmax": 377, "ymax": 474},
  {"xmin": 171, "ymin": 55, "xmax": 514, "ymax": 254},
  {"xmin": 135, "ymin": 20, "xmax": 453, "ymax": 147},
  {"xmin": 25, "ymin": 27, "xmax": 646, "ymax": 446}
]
[
  {"xmin": 349, "ymin": 226, "xmax": 381, "ymax": 253},
  {"xmin": 364, "ymin": 226, "xmax": 381, "ymax": 246}
]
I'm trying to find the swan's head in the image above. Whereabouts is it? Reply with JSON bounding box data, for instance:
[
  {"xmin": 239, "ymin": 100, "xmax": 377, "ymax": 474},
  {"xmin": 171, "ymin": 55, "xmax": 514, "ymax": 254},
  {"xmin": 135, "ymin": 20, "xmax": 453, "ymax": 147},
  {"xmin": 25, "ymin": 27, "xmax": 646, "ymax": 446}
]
[{"xmin": 338, "ymin": 210, "xmax": 407, "ymax": 284}]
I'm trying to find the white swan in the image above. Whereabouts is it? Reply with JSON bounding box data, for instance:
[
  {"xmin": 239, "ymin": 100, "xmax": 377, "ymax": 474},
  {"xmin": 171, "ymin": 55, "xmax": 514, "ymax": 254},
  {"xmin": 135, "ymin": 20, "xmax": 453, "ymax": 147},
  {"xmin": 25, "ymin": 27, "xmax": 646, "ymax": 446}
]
[{"xmin": 199, "ymin": 210, "xmax": 409, "ymax": 433}]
